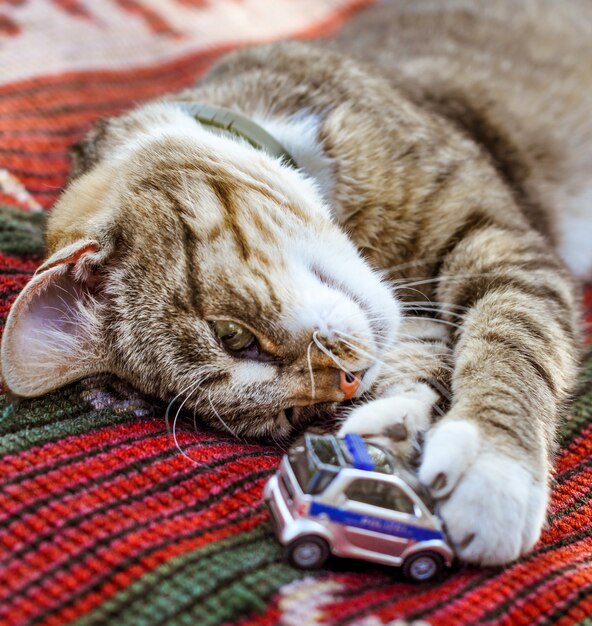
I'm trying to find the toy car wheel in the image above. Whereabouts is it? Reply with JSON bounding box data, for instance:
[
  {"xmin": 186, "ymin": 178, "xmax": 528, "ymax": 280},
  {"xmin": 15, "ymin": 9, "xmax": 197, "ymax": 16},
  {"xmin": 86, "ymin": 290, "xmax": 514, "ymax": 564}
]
[
  {"xmin": 403, "ymin": 552, "xmax": 444, "ymax": 582},
  {"xmin": 287, "ymin": 536, "xmax": 330, "ymax": 569}
]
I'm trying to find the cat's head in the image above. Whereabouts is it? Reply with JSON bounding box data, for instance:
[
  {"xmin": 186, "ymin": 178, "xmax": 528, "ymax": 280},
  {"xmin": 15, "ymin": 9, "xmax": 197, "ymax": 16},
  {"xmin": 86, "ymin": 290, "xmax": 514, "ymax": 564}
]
[{"xmin": 1, "ymin": 104, "xmax": 401, "ymax": 437}]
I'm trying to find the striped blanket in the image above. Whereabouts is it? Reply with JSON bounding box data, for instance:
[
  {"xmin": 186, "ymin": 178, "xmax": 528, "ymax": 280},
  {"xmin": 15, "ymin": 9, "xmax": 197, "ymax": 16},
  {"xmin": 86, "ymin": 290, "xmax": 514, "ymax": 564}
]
[{"xmin": 1, "ymin": 2, "xmax": 591, "ymax": 625}]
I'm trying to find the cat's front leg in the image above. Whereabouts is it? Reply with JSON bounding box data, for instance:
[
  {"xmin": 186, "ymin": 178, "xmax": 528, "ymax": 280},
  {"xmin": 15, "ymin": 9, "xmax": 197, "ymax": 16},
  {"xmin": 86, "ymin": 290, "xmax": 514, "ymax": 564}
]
[
  {"xmin": 418, "ymin": 418, "xmax": 549, "ymax": 565},
  {"xmin": 414, "ymin": 232, "xmax": 580, "ymax": 565},
  {"xmin": 339, "ymin": 317, "xmax": 452, "ymax": 468}
]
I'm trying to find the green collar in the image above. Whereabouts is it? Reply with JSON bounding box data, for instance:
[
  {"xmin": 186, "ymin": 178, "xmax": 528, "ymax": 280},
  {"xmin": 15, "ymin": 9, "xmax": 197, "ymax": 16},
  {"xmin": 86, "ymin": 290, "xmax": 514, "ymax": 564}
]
[{"xmin": 175, "ymin": 102, "xmax": 298, "ymax": 169}]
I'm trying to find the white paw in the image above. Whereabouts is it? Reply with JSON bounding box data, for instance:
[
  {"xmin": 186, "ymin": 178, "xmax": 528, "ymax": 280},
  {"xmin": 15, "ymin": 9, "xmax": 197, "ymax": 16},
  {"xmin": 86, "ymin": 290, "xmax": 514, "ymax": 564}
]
[
  {"xmin": 338, "ymin": 393, "xmax": 435, "ymax": 463},
  {"xmin": 419, "ymin": 420, "xmax": 548, "ymax": 566}
]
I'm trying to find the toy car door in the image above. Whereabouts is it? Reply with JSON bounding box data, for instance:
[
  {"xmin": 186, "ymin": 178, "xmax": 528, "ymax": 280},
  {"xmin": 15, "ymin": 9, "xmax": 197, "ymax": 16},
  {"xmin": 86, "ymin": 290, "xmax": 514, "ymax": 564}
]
[{"xmin": 337, "ymin": 477, "xmax": 420, "ymax": 559}]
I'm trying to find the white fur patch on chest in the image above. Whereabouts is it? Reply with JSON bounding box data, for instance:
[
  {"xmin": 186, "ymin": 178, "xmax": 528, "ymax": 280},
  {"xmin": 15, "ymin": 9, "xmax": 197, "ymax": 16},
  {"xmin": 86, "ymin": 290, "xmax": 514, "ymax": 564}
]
[{"xmin": 253, "ymin": 112, "xmax": 336, "ymax": 206}]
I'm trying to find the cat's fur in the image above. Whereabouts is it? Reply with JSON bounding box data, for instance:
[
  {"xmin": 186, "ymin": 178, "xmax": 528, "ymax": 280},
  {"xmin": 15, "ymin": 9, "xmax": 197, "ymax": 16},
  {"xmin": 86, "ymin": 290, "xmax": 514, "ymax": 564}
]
[{"xmin": 2, "ymin": 0, "xmax": 591, "ymax": 566}]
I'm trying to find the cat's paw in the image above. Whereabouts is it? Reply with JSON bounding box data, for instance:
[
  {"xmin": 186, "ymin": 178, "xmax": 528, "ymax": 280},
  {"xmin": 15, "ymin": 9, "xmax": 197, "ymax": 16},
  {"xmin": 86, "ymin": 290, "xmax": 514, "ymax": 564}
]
[
  {"xmin": 338, "ymin": 392, "xmax": 435, "ymax": 464},
  {"xmin": 419, "ymin": 420, "xmax": 548, "ymax": 565}
]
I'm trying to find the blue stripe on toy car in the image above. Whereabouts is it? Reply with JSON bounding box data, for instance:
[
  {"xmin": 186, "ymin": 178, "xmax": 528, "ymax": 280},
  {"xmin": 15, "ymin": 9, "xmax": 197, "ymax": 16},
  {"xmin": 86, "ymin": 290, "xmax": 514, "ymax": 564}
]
[
  {"xmin": 344, "ymin": 434, "xmax": 375, "ymax": 471},
  {"xmin": 309, "ymin": 502, "xmax": 443, "ymax": 541}
]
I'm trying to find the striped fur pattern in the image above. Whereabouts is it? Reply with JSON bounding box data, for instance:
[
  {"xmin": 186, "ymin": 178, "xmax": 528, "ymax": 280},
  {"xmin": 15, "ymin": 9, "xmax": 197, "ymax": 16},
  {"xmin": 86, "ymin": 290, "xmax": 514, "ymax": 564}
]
[{"xmin": 1, "ymin": 0, "xmax": 590, "ymax": 566}]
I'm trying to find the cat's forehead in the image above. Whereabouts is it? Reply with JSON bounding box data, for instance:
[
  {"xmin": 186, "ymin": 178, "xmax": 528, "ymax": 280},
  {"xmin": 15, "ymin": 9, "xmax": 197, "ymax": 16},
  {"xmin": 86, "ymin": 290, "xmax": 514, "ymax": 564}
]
[
  {"xmin": 119, "ymin": 132, "xmax": 327, "ymax": 241},
  {"xmin": 113, "ymin": 133, "xmax": 332, "ymax": 329}
]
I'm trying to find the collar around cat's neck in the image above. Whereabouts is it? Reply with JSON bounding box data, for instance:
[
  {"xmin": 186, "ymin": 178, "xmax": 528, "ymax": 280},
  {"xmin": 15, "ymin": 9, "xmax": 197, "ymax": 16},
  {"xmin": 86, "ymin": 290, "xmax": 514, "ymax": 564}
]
[{"xmin": 175, "ymin": 102, "xmax": 298, "ymax": 169}]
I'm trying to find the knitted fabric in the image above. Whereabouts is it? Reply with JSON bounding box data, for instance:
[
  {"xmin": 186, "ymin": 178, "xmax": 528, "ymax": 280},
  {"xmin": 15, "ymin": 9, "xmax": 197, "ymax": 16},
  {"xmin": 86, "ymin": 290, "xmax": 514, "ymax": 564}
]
[{"xmin": 1, "ymin": 2, "xmax": 592, "ymax": 625}]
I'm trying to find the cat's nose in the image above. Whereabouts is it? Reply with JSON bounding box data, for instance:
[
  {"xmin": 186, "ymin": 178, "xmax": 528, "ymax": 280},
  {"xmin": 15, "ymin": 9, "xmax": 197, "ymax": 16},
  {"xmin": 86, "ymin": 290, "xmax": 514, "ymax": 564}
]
[{"xmin": 339, "ymin": 371, "xmax": 362, "ymax": 400}]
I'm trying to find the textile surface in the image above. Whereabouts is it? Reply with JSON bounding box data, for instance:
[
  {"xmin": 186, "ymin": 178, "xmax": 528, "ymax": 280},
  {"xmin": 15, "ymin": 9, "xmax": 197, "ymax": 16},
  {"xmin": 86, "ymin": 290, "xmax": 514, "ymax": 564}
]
[{"xmin": 1, "ymin": 2, "xmax": 592, "ymax": 625}]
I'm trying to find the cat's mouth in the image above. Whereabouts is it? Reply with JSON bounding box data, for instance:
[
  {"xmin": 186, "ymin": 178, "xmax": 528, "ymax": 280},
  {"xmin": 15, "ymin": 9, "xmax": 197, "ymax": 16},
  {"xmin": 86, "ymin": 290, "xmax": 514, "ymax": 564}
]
[
  {"xmin": 277, "ymin": 403, "xmax": 339, "ymax": 433},
  {"xmin": 279, "ymin": 406, "xmax": 300, "ymax": 427}
]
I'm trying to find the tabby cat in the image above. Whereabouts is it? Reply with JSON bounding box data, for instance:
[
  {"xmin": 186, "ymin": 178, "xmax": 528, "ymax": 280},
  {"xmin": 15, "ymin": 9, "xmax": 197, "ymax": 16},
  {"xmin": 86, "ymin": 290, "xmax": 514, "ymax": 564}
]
[{"xmin": 3, "ymin": 0, "xmax": 591, "ymax": 566}]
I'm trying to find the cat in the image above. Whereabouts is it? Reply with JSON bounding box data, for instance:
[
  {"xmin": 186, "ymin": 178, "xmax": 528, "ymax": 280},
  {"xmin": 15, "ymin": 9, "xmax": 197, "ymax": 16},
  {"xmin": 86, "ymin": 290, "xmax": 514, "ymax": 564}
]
[{"xmin": 2, "ymin": 0, "xmax": 591, "ymax": 567}]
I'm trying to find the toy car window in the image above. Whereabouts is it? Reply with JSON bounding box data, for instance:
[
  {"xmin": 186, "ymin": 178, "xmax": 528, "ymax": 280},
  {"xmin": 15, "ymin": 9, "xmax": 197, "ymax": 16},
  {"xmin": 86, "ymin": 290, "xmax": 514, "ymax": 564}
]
[
  {"xmin": 365, "ymin": 444, "xmax": 395, "ymax": 474},
  {"xmin": 308, "ymin": 469, "xmax": 338, "ymax": 494},
  {"xmin": 308, "ymin": 435, "xmax": 345, "ymax": 467},
  {"xmin": 345, "ymin": 479, "xmax": 415, "ymax": 515},
  {"xmin": 337, "ymin": 441, "xmax": 395, "ymax": 474}
]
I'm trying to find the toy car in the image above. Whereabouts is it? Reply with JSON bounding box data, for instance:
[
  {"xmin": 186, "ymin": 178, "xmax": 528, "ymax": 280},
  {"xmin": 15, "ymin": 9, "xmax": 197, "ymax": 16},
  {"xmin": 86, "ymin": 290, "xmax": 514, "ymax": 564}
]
[{"xmin": 263, "ymin": 432, "xmax": 454, "ymax": 582}]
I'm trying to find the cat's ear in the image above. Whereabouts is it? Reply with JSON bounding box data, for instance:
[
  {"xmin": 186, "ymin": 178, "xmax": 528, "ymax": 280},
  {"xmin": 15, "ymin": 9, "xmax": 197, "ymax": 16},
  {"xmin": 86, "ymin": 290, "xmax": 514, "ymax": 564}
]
[{"xmin": 1, "ymin": 238, "xmax": 108, "ymax": 397}]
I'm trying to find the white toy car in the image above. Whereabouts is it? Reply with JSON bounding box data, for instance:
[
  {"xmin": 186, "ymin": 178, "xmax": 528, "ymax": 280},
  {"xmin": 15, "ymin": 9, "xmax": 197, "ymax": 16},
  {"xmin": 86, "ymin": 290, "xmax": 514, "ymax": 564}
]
[{"xmin": 263, "ymin": 433, "xmax": 454, "ymax": 582}]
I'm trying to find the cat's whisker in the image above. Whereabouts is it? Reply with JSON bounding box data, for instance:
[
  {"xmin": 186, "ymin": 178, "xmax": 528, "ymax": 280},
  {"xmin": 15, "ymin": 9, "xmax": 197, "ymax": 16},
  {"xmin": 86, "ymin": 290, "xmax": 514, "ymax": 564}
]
[
  {"xmin": 208, "ymin": 386, "xmax": 242, "ymax": 441},
  {"xmin": 404, "ymin": 316, "xmax": 464, "ymax": 331},
  {"xmin": 307, "ymin": 339, "xmax": 316, "ymax": 400},
  {"xmin": 382, "ymin": 256, "xmax": 450, "ymax": 274},
  {"xmin": 392, "ymin": 271, "xmax": 499, "ymax": 290},
  {"xmin": 403, "ymin": 304, "xmax": 468, "ymax": 313},
  {"xmin": 165, "ymin": 370, "xmax": 215, "ymax": 432},
  {"xmin": 334, "ymin": 330, "xmax": 394, "ymax": 369},
  {"xmin": 190, "ymin": 372, "xmax": 215, "ymax": 434},
  {"xmin": 165, "ymin": 378, "xmax": 203, "ymax": 433},
  {"xmin": 401, "ymin": 306, "xmax": 468, "ymax": 320},
  {"xmin": 192, "ymin": 403, "xmax": 199, "ymax": 435},
  {"xmin": 313, "ymin": 330, "xmax": 352, "ymax": 375},
  {"xmin": 338, "ymin": 300, "xmax": 465, "ymax": 356},
  {"xmin": 171, "ymin": 384, "xmax": 204, "ymax": 465},
  {"xmin": 335, "ymin": 330, "xmax": 452, "ymax": 404},
  {"xmin": 393, "ymin": 285, "xmax": 435, "ymax": 301},
  {"xmin": 353, "ymin": 321, "xmax": 455, "ymax": 339},
  {"xmin": 404, "ymin": 300, "xmax": 469, "ymax": 311},
  {"xmin": 167, "ymin": 373, "xmax": 216, "ymax": 463},
  {"xmin": 330, "ymin": 321, "xmax": 448, "ymax": 343},
  {"xmin": 390, "ymin": 271, "xmax": 486, "ymax": 284},
  {"xmin": 345, "ymin": 315, "xmax": 461, "ymax": 340},
  {"xmin": 317, "ymin": 323, "xmax": 452, "ymax": 360}
]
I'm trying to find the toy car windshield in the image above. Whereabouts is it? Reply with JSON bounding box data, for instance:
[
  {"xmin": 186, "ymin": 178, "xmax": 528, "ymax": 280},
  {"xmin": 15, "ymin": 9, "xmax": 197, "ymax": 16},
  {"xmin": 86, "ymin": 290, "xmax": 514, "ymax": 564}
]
[{"xmin": 288, "ymin": 433, "xmax": 396, "ymax": 495}]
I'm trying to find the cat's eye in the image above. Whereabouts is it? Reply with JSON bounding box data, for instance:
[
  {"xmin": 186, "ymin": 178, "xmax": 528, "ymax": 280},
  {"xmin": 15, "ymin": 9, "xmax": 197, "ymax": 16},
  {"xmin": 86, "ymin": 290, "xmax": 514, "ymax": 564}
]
[{"xmin": 213, "ymin": 320, "xmax": 255, "ymax": 351}]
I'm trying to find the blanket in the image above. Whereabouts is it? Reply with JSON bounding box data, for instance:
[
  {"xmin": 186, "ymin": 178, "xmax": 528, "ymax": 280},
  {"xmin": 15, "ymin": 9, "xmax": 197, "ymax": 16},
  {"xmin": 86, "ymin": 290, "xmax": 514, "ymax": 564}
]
[{"xmin": 1, "ymin": 1, "xmax": 591, "ymax": 624}]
